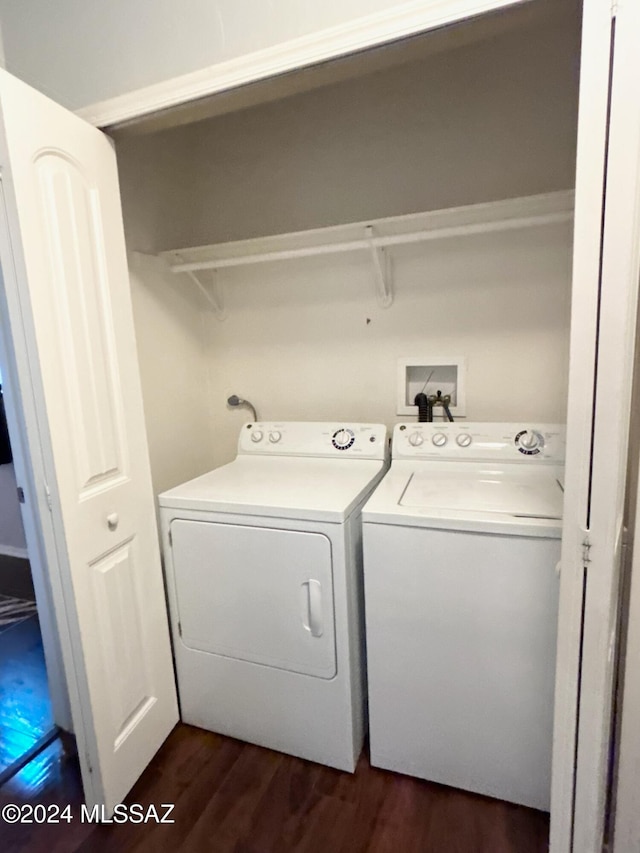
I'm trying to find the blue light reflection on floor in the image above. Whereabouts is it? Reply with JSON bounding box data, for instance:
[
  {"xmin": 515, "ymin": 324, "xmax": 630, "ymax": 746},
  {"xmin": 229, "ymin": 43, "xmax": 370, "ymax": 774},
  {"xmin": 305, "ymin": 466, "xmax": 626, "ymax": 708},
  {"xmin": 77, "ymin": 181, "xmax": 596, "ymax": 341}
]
[
  {"xmin": 0, "ymin": 613, "xmax": 57, "ymax": 790},
  {"xmin": 8, "ymin": 739, "xmax": 65, "ymax": 797},
  {"xmin": 0, "ymin": 683, "xmax": 53, "ymax": 746}
]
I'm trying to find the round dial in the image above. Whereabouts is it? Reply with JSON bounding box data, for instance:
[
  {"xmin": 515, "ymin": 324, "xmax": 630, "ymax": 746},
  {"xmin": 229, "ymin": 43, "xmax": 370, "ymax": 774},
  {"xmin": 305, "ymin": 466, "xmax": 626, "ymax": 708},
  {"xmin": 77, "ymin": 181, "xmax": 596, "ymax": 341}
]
[
  {"xmin": 456, "ymin": 433, "xmax": 472, "ymax": 447},
  {"xmin": 515, "ymin": 429, "xmax": 544, "ymax": 455},
  {"xmin": 268, "ymin": 431, "xmax": 282, "ymax": 444},
  {"xmin": 332, "ymin": 428, "xmax": 355, "ymax": 450},
  {"xmin": 432, "ymin": 432, "xmax": 448, "ymax": 447},
  {"xmin": 250, "ymin": 430, "xmax": 264, "ymax": 443},
  {"xmin": 408, "ymin": 433, "xmax": 424, "ymax": 447}
]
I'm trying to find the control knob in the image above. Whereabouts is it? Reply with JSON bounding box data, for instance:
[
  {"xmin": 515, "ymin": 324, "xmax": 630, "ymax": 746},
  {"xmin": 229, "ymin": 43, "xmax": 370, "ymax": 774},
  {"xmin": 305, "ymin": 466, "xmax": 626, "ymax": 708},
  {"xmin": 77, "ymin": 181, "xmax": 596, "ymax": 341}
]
[
  {"xmin": 517, "ymin": 429, "xmax": 543, "ymax": 453},
  {"xmin": 268, "ymin": 431, "xmax": 282, "ymax": 444},
  {"xmin": 456, "ymin": 433, "xmax": 472, "ymax": 447},
  {"xmin": 408, "ymin": 433, "xmax": 424, "ymax": 447},
  {"xmin": 432, "ymin": 433, "xmax": 448, "ymax": 447},
  {"xmin": 250, "ymin": 430, "xmax": 264, "ymax": 443},
  {"xmin": 332, "ymin": 428, "xmax": 355, "ymax": 450}
]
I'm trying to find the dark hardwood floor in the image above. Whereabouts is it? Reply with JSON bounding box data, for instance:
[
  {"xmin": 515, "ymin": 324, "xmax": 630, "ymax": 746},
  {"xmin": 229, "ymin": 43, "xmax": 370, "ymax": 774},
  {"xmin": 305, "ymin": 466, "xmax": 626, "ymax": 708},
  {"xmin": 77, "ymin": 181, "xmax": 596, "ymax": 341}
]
[{"xmin": 0, "ymin": 723, "xmax": 549, "ymax": 852}]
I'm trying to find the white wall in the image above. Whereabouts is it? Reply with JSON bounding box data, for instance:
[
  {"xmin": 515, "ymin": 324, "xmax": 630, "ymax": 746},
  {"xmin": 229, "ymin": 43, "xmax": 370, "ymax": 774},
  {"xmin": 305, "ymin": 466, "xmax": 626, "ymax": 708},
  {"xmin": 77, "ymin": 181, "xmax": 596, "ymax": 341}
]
[
  {"xmin": 0, "ymin": 462, "xmax": 27, "ymax": 556},
  {"xmin": 119, "ymin": 12, "xmax": 577, "ymax": 478},
  {"xmin": 128, "ymin": 253, "xmax": 215, "ymax": 494},
  {"xmin": 0, "ymin": 0, "xmax": 511, "ymax": 113},
  {"xmin": 204, "ymin": 223, "xmax": 573, "ymax": 466}
]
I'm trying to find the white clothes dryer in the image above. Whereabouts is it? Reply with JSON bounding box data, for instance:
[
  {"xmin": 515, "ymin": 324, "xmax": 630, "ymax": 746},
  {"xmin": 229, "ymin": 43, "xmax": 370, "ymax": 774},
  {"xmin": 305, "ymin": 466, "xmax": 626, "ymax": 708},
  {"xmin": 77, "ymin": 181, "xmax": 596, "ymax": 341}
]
[
  {"xmin": 362, "ymin": 422, "xmax": 565, "ymax": 810},
  {"xmin": 159, "ymin": 422, "xmax": 388, "ymax": 772}
]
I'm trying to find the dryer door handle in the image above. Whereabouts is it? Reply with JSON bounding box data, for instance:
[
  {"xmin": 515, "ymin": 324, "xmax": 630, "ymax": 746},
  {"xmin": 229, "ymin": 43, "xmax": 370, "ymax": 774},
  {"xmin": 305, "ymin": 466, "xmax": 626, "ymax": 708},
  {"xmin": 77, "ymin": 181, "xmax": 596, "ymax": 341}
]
[{"xmin": 301, "ymin": 580, "xmax": 324, "ymax": 638}]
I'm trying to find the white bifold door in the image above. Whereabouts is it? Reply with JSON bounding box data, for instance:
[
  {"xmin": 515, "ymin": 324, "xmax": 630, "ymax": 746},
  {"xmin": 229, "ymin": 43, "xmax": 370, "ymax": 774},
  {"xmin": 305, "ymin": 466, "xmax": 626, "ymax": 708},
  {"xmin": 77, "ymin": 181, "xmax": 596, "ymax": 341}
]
[
  {"xmin": 0, "ymin": 69, "xmax": 178, "ymax": 812},
  {"xmin": 551, "ymin": 1, "xmax": 640, "ymax": 852}
]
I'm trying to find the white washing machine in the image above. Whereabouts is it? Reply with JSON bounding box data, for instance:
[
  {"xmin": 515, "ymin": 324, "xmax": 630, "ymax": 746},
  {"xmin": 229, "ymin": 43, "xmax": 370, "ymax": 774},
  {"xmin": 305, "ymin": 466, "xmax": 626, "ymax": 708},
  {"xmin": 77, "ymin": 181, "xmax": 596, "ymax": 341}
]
[
  {"xmin": 158, "ymin": 421, "xmax": 388, "ymax": 772},
  {"xmin": 362, "ymin": 422, "xmax": 565, "ymax": 811}
]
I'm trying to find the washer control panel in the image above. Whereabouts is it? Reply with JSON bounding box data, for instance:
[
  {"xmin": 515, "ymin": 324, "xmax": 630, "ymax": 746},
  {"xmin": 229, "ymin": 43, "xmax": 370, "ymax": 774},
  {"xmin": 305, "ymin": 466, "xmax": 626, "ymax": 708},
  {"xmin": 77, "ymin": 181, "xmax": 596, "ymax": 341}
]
[
  {"xmin": 239, "ymin": 422, "xmax": 388, "ymax": 460},
  {"xmin": 394, "ymin": 423, "xmax": 565, "ymax": 462}
]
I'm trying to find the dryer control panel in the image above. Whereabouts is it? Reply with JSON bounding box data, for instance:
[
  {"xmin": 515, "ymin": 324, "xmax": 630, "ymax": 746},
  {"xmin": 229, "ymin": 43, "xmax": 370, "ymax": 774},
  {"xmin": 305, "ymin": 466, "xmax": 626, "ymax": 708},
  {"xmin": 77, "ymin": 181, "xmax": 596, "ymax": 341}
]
[
  {"xmin": 393, "ymin": 423, "xmax": 565, "ymax": 462},
  {"xmin": 239, "ymin": 422, "xmax": 388, "ymax": 460}
]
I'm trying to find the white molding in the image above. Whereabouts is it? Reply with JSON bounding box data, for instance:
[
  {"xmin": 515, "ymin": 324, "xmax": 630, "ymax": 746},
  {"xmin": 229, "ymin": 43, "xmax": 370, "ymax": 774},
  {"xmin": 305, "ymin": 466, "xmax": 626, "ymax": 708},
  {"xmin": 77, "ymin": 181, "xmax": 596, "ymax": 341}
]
[
  {"xmin": 76, "ymin": 0, "xmax": 528, "ymax": 128},
  {"xmin": 0, "ymin": 544, "xmax": 28, "ymax": 559}
]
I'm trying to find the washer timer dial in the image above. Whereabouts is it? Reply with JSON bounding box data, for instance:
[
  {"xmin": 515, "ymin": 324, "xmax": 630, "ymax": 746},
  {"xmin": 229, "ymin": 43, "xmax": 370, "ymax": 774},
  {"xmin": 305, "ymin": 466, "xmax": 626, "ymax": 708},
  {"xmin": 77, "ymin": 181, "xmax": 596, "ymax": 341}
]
[
  {"xmin": 332, "ymin": 428, "xmax": 355, "ymax": 450},
  {"xmin": 515, "ymin": 429, "xmax": 544, "ymax": 455},
  {"xmin": 456, "ymin": 433, "xmax": 472, "ymax": 447}
]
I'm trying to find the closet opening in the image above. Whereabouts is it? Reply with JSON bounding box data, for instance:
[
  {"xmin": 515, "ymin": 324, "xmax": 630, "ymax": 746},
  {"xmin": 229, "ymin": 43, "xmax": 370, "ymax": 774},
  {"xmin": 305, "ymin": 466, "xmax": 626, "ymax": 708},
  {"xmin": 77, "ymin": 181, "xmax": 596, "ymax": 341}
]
[
  {"xmin": 0, "ymin": 368, "xmax": 73, "ymax": 792},
  {"xmin": 0, "ymin": 0, "xmax": 590, "ymax": 843},
  {"xmin": 100, "ymin": 0, "xmax": 583, "ymax": 848}
]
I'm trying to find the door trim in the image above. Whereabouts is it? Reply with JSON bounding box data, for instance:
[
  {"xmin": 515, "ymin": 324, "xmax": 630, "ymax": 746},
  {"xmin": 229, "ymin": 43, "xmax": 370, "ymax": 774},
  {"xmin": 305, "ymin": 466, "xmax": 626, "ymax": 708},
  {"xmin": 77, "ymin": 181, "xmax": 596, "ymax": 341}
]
[{"xmin": 75, "ymin": 0, "xmax": 528, "ymax": 128}]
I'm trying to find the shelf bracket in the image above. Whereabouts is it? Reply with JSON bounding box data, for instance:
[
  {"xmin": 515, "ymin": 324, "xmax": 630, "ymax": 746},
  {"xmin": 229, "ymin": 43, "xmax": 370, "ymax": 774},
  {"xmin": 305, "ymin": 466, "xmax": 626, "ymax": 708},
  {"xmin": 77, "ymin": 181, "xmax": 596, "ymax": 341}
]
[
  {"xmin": 186, "ymin": 269, "xmax": 226, "ymax": 320},
  {"xmin": 365, "ymin": 225, "xmax": 393, "ymax": 308}
]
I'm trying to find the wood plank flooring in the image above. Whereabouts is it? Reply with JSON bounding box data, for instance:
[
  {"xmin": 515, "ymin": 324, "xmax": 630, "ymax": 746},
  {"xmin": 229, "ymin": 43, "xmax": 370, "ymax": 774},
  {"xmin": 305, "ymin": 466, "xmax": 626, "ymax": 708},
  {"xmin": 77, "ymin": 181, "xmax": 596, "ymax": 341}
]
[{"xmin": 0, "ymin": 723, "xmax": 549, "ymax": 852}]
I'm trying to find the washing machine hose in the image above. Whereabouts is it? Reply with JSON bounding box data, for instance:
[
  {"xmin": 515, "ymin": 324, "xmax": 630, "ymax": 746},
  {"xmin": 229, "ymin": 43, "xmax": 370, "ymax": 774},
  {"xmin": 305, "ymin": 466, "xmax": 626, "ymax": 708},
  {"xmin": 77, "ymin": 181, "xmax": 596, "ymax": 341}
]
[{"xmin": 414, "ymin": 392, "xmax": 432, "ymax": 422}]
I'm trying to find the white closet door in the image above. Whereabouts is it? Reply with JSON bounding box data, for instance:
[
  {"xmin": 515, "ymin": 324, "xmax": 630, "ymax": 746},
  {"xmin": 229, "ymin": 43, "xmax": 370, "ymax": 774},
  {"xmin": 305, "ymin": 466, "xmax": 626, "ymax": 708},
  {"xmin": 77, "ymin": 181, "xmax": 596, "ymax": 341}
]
[
  {"xmin": 552, "ymin": 1, "xmax": 640, "ymax": 851},
  {"xmin": 0, "ymin": 69, "xmax": 178, "ymax": 812}
]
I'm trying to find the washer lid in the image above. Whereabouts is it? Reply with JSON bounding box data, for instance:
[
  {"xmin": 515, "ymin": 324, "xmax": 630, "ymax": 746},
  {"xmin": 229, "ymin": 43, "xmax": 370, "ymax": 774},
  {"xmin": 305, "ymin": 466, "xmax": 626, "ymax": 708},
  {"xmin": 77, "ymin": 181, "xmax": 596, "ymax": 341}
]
[
  {"xmin": 158, "ymin": 455, "xmax": 387, "ymax": 522},
  {"xmin": 362, "ymin": 461, "xmax": 564, "ymax": 537},
  {"xmin": 400, "ymin": 468, "xmax": 563, "ymax": 519}
]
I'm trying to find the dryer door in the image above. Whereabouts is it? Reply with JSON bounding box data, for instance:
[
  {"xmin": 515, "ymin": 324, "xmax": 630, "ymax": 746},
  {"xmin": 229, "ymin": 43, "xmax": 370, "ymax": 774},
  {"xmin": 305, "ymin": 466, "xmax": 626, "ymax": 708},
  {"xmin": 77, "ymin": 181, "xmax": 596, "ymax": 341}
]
[{"xmin": 170, "ymin": 520, "xmax": 337, "ymax": 679}]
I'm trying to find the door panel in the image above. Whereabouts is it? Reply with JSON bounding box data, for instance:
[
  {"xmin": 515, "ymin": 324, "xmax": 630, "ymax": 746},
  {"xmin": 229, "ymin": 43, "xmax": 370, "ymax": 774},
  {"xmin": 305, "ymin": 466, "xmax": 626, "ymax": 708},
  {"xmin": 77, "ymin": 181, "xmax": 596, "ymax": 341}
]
[
  {"xmin": 572, "ymin": 1, "xmax": 640, "ymax": 848},
  {"xmin": 171, "ymin": 520, "xmax": 337, "ymax": 679},
  {"xmin": 550, "ymin": 2, "xmax": 614, "ymax": 848},
  {"xmin": 34, "ymin": 151, "xmax": 127, "ymax": 492},
  {"xmin": 0, "ymin": 69, "xmax": 178, "ymax": 811},
  {"xmin": 552, "ymin": 2, "xmax": 640, "ymax": 851},
  {"xmin": 90, "ymin": 539, "xmax": 154, "ymax": 744}
]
